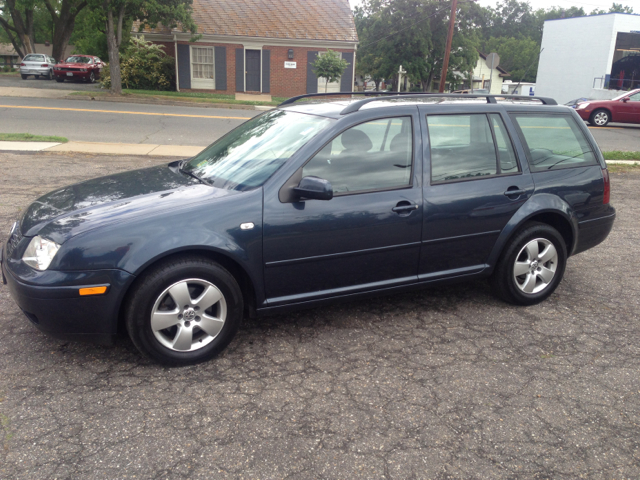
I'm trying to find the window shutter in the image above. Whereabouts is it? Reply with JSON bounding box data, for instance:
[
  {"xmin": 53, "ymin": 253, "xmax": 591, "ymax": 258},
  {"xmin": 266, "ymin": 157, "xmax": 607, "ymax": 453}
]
[
  {"xmin": 235, "ymin": 48, "xmax": 244, "ymax": 92},
  {"xmin": 340, "ymin": 52, "xmax": 354, "ymax": 92},
  {"xmin": 215, "ymin": 46, "xmax": 226, "ymax": 91},
  {"xmin": 177, "ymin": 44, "xmax": 191, "ymax": 89},
  {"xmin": 262, "ymin": 50, "xmax": 270, "ymax": 94},
  {"xmin": 307, "ymin": 51, "xmax": 318, "ymax": 94}
]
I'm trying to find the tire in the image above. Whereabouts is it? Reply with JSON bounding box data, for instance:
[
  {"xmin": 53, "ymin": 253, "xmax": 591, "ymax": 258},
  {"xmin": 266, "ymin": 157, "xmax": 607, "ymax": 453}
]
[
  {"xmin": 590, "ymin": 109, "xmax": 610, "ymax": 127},
  {"xmin": 21, "ymin": 74, "xmax": 28, "ymax": 80},
  {"xmin": 55, "ymin": 77, "xmax": 64, "ymax": 83},
  {"xmin": 46, "ymin": 70, "xmax": 53, "ymax": 80},
  {"xmin": 490, "ymin": 222, "xmax": 567, "ymax": 306},
  {"xmin": 87, "ymin": 71, "xmax": 95, "ymax": 83},
  {"xmin": 125, "ymin": 256, "xmax": 243, "ymax": 366}
]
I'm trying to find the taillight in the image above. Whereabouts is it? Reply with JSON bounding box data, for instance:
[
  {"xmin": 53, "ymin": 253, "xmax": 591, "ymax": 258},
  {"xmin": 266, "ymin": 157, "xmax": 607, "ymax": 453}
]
[
  {"xmin": 602, "ymin": 168, "xmax": 610, "ymax": 204},
  {"xmin": 20, "ymin": 62, "xmax": 25, "ymax": 66},
  {"xmin": 41, "ymin": 64, "xmax": 48, "ymax": 67}
]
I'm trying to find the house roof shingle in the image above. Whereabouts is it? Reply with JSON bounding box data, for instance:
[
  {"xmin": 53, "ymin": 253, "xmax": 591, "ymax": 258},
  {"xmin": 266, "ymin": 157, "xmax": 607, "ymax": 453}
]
[{"xmin": 138, "ymin": 0, "xmax": 358, "ymax": 42}]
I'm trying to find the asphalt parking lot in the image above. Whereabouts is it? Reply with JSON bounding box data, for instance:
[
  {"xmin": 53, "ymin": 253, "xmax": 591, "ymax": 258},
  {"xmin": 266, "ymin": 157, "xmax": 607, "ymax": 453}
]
[
  {"xmin": 0, "ymin": 74, "xmax": 102, "ymax": 91},
  {"xmin": 0, "ymin": 152, "xmax": 639, "ymax": 479}
]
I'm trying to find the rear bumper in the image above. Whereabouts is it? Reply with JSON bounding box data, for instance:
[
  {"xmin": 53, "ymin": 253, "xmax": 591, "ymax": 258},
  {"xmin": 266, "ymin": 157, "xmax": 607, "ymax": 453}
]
[
  {"xmin": 1, "ymin": 243, "xmax": 134, "ymax": 345},
  {"xmin": 573, "ymin": 208, "xmax": 616, "ymax": 255},
  {"xmin": 20, "ymin": 66, "xmax": 50, "ymax": 76}
]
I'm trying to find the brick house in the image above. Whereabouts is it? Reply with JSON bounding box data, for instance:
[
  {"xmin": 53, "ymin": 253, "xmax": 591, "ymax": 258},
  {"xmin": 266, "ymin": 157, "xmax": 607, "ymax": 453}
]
[{"xmin": 137, "ymin": 0, "xmax": 358, "ymax": 97}]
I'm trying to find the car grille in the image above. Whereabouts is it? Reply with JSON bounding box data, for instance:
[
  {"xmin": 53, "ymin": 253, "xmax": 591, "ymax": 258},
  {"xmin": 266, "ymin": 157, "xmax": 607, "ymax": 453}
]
[
  {"xmin": 6, "ymin": 224, "xmax": 23, "ymax": 257},
  {"xmin": 58, "ymin": 67, "xmax": 82, "ymax": 71}
]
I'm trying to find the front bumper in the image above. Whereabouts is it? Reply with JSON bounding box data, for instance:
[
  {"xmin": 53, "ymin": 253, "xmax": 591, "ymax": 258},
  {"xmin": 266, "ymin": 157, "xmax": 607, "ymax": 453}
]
[
  {"xmin": 576, "ymin": 108, "xmax": 590, "ymax": 121},
  {"xmin": 54, "ymin": 70, "xmax": 91, "ymax": 79},
  {"xmin": 1, "ymin": 241, "xmax": 134, "ymax": 344},
  {"xmin": 20, "ymin": 66, "xmax": 50, "ymax": 76}
]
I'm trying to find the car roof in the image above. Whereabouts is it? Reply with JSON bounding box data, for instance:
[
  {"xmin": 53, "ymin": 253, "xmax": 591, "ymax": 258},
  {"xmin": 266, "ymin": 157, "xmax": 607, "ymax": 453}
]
[{"xmin": 280, "ymin": 94, "xmax": 566, "ymax": 119}]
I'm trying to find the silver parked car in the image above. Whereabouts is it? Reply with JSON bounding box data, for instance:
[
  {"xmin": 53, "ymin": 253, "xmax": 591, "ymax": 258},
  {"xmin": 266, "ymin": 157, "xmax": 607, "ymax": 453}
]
[{"xmin": 20, "ymin": 54, "xmax": 56, "ymax": 80}]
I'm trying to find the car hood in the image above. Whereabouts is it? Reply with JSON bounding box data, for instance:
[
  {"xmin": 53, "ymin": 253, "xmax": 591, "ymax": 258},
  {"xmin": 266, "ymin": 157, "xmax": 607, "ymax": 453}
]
[
  {"xmin": 20, "ymin": 163, "xmax": 236, "ymax": 244},
  {"xmin": 55, "ymin": 62, "xmax": 93, "ymax": 68}
]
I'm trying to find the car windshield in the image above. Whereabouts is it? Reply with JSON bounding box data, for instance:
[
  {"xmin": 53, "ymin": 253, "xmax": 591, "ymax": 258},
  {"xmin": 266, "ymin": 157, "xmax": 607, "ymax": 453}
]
[
  {"xmin": 183, "ymin": 110, "xmax": 333, "ymax": 191},
  {"xmin": 66, "ymin": 56, "xmax": 91, "ymax": 63},
  {"xmin": 23, "ymin": 54, "xmax": 45, "ymax": 62}
]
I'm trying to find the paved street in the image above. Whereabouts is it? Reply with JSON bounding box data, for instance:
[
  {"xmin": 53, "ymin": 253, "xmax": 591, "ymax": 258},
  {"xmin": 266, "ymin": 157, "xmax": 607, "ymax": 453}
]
[
  {"xmin": 0, "ymin": 152, "xmax": 639, "ymax": 479},
  {"xmin": 1, "ymin": 94, "xmax": 639, "ymax": 151},
  {"xmin": 0, "ymin": 96, "xmax": 257, "ymax": 146}
]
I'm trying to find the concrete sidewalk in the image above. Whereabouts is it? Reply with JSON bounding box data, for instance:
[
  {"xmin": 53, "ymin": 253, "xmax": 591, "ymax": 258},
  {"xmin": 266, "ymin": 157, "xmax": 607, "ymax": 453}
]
[
  {"xmin": 0, "ymin": 140, "xmax": 205, "ymax": 157},
  {"xmin": 0, "ymin": 86, "xmax": 73, "ymax": 99}
]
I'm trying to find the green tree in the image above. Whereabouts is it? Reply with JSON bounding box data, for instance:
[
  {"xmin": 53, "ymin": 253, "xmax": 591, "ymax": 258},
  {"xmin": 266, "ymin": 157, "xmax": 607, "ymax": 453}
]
[
  {"xmin": 355, "ymin": 0, "xmax": 480, "ymax": 92},
  {"xmin": 0, "ymin": 0, "xmax": 37, "ymax": 57},
  {"xmin": 42, "ymin": 0, "xmax": 89, "ymax": 62},
  {"xmin": 481, "ymin": 36, "xmax": 540, "ymax": 83},
  {"xmin": 89, "ymin": 0, "xmax": 198, "ymax": 94},
  {"xmin": 312, "ymin": 49, "xmax": 349, "ymax": 92},
  {"xmin": 590, "ymin": 2, "xmax": 634, "ymax": 15}
]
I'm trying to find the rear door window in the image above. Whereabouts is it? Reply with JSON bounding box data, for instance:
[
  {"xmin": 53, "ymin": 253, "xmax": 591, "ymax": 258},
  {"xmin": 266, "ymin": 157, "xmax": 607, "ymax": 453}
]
[
  {"xmin": 511, "ymin": 114, "xmax": 598, "ymax": 172},
  {"xmin": 427, "ymin": 113, "xmax": 520, "ymax": 184}
]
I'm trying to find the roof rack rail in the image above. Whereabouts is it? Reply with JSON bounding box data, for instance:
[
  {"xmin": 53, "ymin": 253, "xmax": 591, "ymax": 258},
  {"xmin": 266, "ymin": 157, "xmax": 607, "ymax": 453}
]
[
  {"xmin": 278, "ymin": 92, "xmax": 558, "ymax": 115},
  {"xmin": 278, "ymin": 91, "xmax": 418, "ymax": 107}
]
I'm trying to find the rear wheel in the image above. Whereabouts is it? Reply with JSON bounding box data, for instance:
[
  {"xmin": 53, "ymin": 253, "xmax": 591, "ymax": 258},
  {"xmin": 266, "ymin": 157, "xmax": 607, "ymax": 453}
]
[
  {"xmin": 21, "ymin": 74, "xmax": 28, "ymax": 80},
  {"xmin": 590, "ymin": 109, "xmax": 610, "ymax": 127},
  {"xmin": 490, "ymin": 222, "xmax": 567, "ymax": 306},
  {"xmin": 125, "ymin": 256, "xmax": 243, "ymax": 366}
]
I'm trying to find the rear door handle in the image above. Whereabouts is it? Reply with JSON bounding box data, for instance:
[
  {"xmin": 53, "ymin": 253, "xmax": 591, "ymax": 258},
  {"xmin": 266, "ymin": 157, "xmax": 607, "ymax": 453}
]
[{"xmin": 504, "ymin": 188, "xmax": 526, "ymax": 197}]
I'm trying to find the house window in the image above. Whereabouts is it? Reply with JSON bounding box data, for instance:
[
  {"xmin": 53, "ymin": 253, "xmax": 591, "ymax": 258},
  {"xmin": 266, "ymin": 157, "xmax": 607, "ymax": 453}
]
[{"xmin": 191, "ymin": 46, "xmax": 215, "ymax": 89}]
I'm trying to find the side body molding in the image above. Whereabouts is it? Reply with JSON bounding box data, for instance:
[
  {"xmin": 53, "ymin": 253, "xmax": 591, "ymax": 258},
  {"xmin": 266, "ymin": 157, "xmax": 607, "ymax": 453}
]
[{"xmin": 485, "ymin": 193, "xmax": 579, "ymax": 274}]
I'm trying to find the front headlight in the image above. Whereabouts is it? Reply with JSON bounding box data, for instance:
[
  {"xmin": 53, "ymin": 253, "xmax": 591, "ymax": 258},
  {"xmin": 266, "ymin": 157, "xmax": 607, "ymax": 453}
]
[
  {"xmin": 22, "ymin": 236, "xmax": 60, "ymax": 270},
  {"xmin": 576, "ymin": 102, "xmax": 590, "ymax": 110}
]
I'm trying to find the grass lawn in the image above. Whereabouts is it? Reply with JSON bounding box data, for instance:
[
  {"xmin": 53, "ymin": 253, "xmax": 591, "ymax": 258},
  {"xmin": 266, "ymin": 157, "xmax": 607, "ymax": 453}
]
[
  {"xmin": 71, "ymin": 89, "xmax": 288, "ymax": 106},
  {"xmin": 601, "ymin": 151, "xmax": 640, "ymax": 161},
  {"xmin": 0, "ymin": 71, "xmax": 19, "ymax": 76},
  {"xmin": 0, "ymin": 133, "xmax": 68, "ymax": 143},
  {"xmin": 608, "ymin": 162, "xmax": 640, "ymax": 174}
]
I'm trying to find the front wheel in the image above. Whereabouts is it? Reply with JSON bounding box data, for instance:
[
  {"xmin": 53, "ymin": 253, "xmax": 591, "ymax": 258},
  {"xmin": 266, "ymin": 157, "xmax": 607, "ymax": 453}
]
[
  {"xmin": 87, "ymin": 72, "xmax": 95, "ymax": 83},
  {"xmin": 55, "ymin": 77, "xmax": 64, "ymax": 83},
  {"xmin": 125, "ymin": 256, "xmax": 243, "ymax": 366},
  {"xmin": 490, "ymin": 222, "xmax": 567, "ymax": 306},
  {"xmin": 590, "ymin": 109, "xmax": 610, "ymax": 127}
]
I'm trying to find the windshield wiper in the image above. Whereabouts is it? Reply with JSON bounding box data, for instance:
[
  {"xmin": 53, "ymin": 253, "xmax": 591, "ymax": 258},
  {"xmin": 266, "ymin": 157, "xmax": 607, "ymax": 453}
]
[{"xmin": 178, "ymin": 160, "xmax": 213, "ymax": 186}]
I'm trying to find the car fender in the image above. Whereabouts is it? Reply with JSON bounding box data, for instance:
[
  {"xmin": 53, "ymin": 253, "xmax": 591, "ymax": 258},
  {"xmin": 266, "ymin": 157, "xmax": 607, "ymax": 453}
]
[
  {"xmin": 51, "ymin": 188, "xmax": 265, "ymax": 304},
  {"xmin": 485, "ymin": 193, "xmax": 578, "ymax": 274}
]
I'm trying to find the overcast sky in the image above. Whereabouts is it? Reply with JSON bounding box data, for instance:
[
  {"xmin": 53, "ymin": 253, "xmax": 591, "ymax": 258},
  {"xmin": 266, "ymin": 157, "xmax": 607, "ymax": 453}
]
[{"xmin": 348, "ymin": 0, "xmax": 632, "ymax": 13}]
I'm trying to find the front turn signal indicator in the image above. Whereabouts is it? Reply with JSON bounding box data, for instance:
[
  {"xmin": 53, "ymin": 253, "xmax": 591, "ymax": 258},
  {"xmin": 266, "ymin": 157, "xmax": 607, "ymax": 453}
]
[{"xmin": 79, "ymin": 286, "xmax": 108, "ymax": 296}]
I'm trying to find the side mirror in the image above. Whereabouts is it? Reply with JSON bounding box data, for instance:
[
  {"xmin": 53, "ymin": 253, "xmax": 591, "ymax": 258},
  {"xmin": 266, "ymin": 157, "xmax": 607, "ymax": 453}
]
[
  {"xmin": 622, "ymin": 97, "xmax": 629, "ymax": 103},
  {"xmin": 293, "ymin": 176, "xmax": 333, "ymax": 201}
]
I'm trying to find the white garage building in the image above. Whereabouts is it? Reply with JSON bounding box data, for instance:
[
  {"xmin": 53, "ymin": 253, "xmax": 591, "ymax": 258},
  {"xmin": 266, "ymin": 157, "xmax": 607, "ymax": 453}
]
[{"xmin": 535, "ymin": 13, "xmax": 640, "ymax": 104}]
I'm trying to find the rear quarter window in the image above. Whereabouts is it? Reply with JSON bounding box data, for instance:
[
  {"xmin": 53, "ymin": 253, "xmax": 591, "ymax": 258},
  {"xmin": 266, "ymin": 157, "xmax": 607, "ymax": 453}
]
[{"xmin": 511, "ymin": 114, "xmax": 598, "ymax": 172}]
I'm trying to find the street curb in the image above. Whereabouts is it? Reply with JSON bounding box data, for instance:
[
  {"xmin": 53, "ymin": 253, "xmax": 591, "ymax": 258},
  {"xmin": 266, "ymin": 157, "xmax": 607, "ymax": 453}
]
[
  {"xmin": 66, "ymin": 94, "xmax": 275, "ymax": 111},
  {"xmin": 606, "ymin": 160, "xmax": 640, "ymax": 165}
]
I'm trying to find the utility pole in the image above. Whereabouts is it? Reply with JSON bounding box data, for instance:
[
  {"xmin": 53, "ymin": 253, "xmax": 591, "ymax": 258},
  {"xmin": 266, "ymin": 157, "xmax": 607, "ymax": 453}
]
[{"xmin": 438, "ymin": 0, "xmax": 458, "ymax": 93}]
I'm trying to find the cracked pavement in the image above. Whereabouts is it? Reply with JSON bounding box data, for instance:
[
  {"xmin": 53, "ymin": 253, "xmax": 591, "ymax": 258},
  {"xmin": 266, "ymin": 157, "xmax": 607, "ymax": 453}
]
[{"xmin": 0, "ymin": 152, "xmax": 639, "ymax": 479}]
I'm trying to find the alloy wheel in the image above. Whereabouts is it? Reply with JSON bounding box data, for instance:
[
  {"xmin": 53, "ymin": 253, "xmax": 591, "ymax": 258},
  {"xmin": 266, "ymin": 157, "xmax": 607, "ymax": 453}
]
[
  {"xmin": 593, "ymin": 111, "xmax": 609, "ymax": 126},
  {"xmin": 150, "ymin": 278, "xmax": 227, "ymax": 352},
  {"xmin": 513, "ymin": 238, "xmax": 558, "ymax": 294}
]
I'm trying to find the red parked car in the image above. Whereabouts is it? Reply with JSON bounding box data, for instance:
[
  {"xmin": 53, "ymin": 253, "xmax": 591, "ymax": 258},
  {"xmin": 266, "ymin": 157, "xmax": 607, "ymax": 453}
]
[
  {"xmin": 53, "ymin": 55, "xmax": 104, "ymax": 83},
  {"xmin": 575, "ymin": 89, "xmax": 640, "ymax": 126}
]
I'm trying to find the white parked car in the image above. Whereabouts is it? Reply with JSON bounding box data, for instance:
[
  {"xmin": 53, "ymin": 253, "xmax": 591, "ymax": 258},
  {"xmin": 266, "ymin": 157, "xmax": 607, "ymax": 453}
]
[{"xmin": 20, "ymin": 54, "xmax": 56, "ymax": 80}]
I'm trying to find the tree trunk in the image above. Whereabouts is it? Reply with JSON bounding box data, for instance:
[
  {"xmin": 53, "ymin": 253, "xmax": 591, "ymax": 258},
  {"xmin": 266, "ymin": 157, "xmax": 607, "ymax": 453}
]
[
  {"xmin": 0, "ymin": 17, "xmax": 26, "ymax": 58},
  {"xmin": 43, "ymin": 0, "xmax": 88, "ymax": 63},
  {"xmin": 3, "ymin": 0, "xmax": 35, "ymax": 55},
  {"xmin": 105, "ymin": 4, "xmax": 123, "ymax": 94}
]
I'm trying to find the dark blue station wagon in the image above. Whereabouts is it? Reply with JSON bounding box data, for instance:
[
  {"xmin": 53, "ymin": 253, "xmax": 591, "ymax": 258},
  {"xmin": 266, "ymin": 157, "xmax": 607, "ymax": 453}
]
[{"xmin": 1, "ymin": 93, "xmax": 616, "ymax": 365}]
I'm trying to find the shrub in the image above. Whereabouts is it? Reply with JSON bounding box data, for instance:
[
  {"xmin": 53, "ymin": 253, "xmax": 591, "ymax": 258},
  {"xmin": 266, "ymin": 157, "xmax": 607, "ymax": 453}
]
[{"xmin": 101, "ymin": 36, "xmax": 175, "ymax": 91}]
